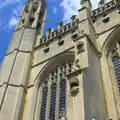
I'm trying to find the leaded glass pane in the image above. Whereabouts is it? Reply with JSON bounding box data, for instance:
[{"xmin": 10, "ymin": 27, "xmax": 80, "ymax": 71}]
[
  {"xmin": 40, "ymin": 62, "xmax": 73, "ymax": 120},
  {"xmin": 59, "ymin": 78, "xmax": 66, "ymax": 119},
  {"xmin": 49, "ymin": 83, "xmax": 57, "ymax": 120},
  {"xmin": 40, "ymin": 87, "xmax": 48, "ymax": 120},
  {"xmin": 113, "ymin": 57, "xmax": 120, "ymax": 93}
]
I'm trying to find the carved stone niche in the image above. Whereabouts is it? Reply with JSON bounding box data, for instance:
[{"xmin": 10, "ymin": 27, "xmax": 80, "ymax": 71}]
[
  {"xmin": 76, "ymin": 41, "xmax": 85, "ymax": 54},
  {"xmin": 67, "ymin": 70, "xmax": 81, "ymax": 96},
  {"xmin": 29, "ymin": 16, "xmax": 35, "ymax": 25},
  {"xmin": 69, "ymin": 77, "xmax": 79, "ymax": 96}
]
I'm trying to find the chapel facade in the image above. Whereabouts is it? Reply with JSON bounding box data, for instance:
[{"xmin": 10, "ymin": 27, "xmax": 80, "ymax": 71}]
[{"xmin": 0, "ymin": 0, "xmax": 120, "ymax": 120}]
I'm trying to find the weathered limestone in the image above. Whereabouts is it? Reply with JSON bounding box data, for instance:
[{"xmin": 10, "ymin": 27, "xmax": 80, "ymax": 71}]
[
  {"xmin": 9, "ymin": 52, "xmax": 32, "ymax": 86},
  {"xmin": 78, "ymin": 6, "xmax": 97, "ymax": 49},
  {"xmin": 100, "ymin": 55, "xmax": 118, "ymax": 120},
  {"xmin": 83, "ymin": 38, "xmax": 107, "ymax": 120},
  {"xmin": 22, "ymin": 86, "xmax": 38, "ymax": 120},
  {"xmin": 1, "ymin": 0, "xmax": 120, "ymax": 120},
  {"xmin": 33, "ymin": 33, "xmax": 74, "ymax": 66},
  {"xmin": 19, "ymin": 28, "xmax": 36, "ymax": 52},
  {"xmin": 0, "ymin": 84, "xmax": 7, "ymax": 108},
  {"xmin": 0, "ymin": 0, "xmax": 46, "ymax": 120},
  {"xmin": 0, "ymin": 86, "xmax": 25, "ymax": 120},
  {"xmin": 7, "ymin": 28, "xmax": 24, "ymax": 54},
  {"xmin": 0, "ymin": 51, "xmax": 17, "ymax": 86},
  {"xmin": 67, "ymin": 73, "xmax": 85, "ymax": 120}
]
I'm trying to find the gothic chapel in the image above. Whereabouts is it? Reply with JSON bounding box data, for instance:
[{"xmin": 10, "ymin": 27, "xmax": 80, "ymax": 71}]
[{"xmin": 0, "ymin": 0, "xmax": 120, "ymax": 120}]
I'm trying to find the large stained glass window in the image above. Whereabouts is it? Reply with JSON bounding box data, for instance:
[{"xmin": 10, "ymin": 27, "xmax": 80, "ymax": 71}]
[
  {"xmin": 40, "ymin": 86, "xmax": 48, "ymax": 120},
  {"xmin": 59, "ymin": 78, "xmax": 66, "ymax": 119},
  {"xmin": 40, "ymin": 62, "xmax": 73, "ymax": 120},
  {"xmin": 49, "ymin": 83, "xmax": 57, "ymax": 120},
  {"xmin": 112, "ymin": 57, "xmax": 120, "ymax": 93},
  {"xmin": 111, "ymin": 41, "xmax": 120, "ymax": 94}
]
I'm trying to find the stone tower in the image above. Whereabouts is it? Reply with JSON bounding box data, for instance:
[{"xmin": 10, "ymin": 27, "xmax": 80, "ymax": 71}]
[{"xmin": 0, "ymin": 0, "xmax": 120, "ymax": 120}]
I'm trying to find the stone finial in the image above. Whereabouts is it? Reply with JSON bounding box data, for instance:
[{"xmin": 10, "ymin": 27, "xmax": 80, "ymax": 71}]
[
  {"xmin": 70, "ymin": 15, "xmax": 78, "ymax": 23},
  {"xmin": 28, "ymin": 0, "xmax": 42, "ymax": 3},
  {"xmin": 46, "ymin": 28, "xmax": 53, "ymax": 35},
  {"xmin": 80, "ymin": 0, "xmax": 92, "ymax": 9},
  {"xmin": 47, "ymin": 28, "xmax": 54, "ymax": 33},
  {"xmin": 46, "ymin": 28, "xmax": 54, "ymax": 39},
  {"xmin": 98, "ymin": 0, "xmax": 106, "ymax": 6},
  {"xmin": 58, "ymin": 21, "xmax": 65, "ymax": 30},
  {"xmin": 59, "ymin": 21, "xmax": 65, "ymax": 27}
]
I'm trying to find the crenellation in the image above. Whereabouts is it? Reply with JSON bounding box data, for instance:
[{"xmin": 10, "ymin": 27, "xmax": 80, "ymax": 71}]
[
  {"xmin": 70, "ymin": 15, "xmax": 78, "ymax": 22},
  {"xmin": 37, "ymin": 19, "xmax": 79, "ymax": 48}
]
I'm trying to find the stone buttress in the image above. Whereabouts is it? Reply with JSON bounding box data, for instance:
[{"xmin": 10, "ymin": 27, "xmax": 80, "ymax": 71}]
[{"xmin": 0, "ymin": 0, "xmax": 46, "ymax": 120}]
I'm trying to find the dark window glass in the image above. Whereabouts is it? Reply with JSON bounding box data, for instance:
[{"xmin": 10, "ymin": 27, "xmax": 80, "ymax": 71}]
[
  {"xmin": 40, "ymin": 87, "xmax": 48, "ymax": 120},
  {"xmin": 59, "ymin": 78, "xmax": 66, "ymax": 118},
  {"xmin": 49, "ymin": 83, "xmax": 57, "ymax": 120},
  {"xmin": 113, "ymin": 57, "xmax": 120, "ymax": 94},
  {"xmin": 39, "ymin": 63, "xmax": 72, "ymax": 120}
]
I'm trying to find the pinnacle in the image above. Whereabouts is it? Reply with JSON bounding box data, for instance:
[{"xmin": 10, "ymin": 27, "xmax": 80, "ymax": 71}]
[{"xmin": 28, "ymin": 0, "xmax": 42, "ymax": 3}]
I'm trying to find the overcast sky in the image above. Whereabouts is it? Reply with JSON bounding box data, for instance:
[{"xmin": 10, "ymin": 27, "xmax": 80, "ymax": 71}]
[{"xmin": 0, "ymin": 0, "xmax": 110, "ymax": 64}]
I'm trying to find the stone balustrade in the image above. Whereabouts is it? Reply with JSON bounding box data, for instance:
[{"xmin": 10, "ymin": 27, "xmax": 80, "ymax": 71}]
[{"xmin": 92, "ymin": 0, "xmax": 116, "ymax": 17}]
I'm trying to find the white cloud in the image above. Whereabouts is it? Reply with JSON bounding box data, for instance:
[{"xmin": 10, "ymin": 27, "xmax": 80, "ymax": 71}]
[
  {"xmin": 60, "ymin": 0, "xmax": 80, "ymax": 23},
  {"xmin": 0, "ymin": 0, "xmax": 23, "ymax": 29},
  {"xmin": 0, "ymin": 0, "xmax": 20, "ymax": 9},
  {"xmin": 53, "ymin": 6, "xmax": 58, "ymax": 14},
  {"xmin": 7, "ymin": 3, "xmax": 23, "ymax": 29},
  {"xmin": 8, "ymin": 16, "xmax": 18, "ymax": 28},
  {"xmin": 91, "ymin": 0, "xmax": 100, "ymax": 8},
  {"xmin": 60, "ymin": 0, "xmax": 111, "ymax": 23},
  {"xmin": 8, "ymin": 7, "xmax": 22, "ymax": 29}
]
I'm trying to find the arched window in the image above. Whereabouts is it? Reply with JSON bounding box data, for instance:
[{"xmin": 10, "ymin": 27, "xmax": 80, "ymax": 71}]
[
  {"xmin": 111, "ymin": 41, "xmax": 120, "ymax": 94},
  {"xmin": 39, "ymin": 62, "xmax": 73, "ymax": 120}
]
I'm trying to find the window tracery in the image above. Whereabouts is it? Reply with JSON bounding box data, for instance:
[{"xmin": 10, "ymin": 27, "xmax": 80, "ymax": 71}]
[
  {"xmin": 40, "ymin": 85, "xmax": 48, "ymax": 120},
  {"xmin": 39, "ymin": 62, "xmax": 73, "ymax": 120},
  {"xmin": 111, "ymin": 40, "xmax": 120, "ymax": 94}
]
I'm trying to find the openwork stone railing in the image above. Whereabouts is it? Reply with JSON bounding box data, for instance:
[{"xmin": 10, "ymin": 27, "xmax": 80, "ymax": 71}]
[{"xmin": 92, "ymin": 0, "xmax": 117, "ymax": 17}]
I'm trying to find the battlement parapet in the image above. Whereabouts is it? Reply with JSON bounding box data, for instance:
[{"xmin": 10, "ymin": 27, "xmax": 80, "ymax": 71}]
[
  {"xmin": 92, "ymin": 0, "xmax": 117, "ymax": 17},
  {"xmin": 36, "ymin": 16, "xmax": 79, "ymax": 47},
  {"xmin": 36, "ymin": 0, "xmax": 120, "ymax": 48}
]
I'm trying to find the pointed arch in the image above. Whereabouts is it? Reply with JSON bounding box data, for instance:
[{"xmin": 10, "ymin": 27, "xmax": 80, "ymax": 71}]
[
  {"xmin": 35, "ymin": 51, "xmax": 75, "ymax": 87},
  {"xmin": 102, "ymin": 26, "xmax": 120, "ymax": 55},
  {"xmin": 100, "ymin": 26, "xmax": 120, "ymax": 119},
  {"xmin": 34, "ymin": 51, "xmax": 75, "ymax": 120}
]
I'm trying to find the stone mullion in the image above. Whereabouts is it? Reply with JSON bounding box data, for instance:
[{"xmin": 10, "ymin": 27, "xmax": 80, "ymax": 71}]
[
  {"xmin": 66, "ymin": 63, "xmax": 73, "ymax": 120},
  {"xmin": 64, "ymin": 63, "xmax": 67, "ymax": 118},
  {"xmin": 66, "ymin": 63, "xmax": 70, "ymax": 117},
  {"xmin": 55, "ymin": 67, "xmax": 60, "ymax": 120},
  {"xmin": 45, "ymin": 75, "xmax": 51, "ymax": 120}
]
